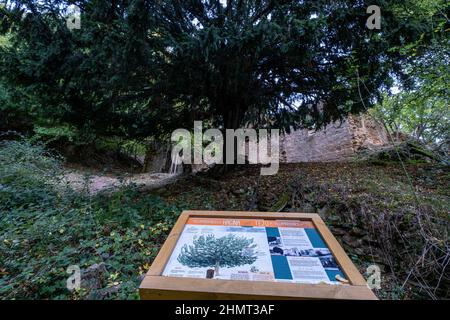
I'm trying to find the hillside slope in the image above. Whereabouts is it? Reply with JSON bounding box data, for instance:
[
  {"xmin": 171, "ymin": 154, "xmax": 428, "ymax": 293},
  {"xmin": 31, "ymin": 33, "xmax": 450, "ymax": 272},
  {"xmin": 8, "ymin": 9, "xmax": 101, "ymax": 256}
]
[
  {"xmin": 1, "ymin": 140, "xmax": 448, "ymax": 299},
  {"xmin": 157, "ymin": 162, "xmax": 449, "ymax": 299}
]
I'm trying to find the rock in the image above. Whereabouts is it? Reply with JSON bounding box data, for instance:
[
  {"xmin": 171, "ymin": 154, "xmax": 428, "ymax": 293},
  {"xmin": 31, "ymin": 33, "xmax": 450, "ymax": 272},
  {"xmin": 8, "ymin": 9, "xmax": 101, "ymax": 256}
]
[
  {"xmin": 318, "ymin": 206, "xmax": 332, "ymax": 217},
  {"xmin": 349, "ymin": 227, "xmax": 365, "ymax": 237},
  {"xmin": 280, "ymin": 114, "xmax": 390, "ymax": 162},
  {"xmin": 330, "ymin": 227, "xmax": 347, "ymax": 236},
  {"xmin": 300, "ymin": 204, "xmax": 316, "ymax": 213},
  {"xmin": 342, "ymin": 234, "xmax": 363, "ymax": 248},
  {"xmin": 231, "ymin": 188, "xmax": 245, "ymax": 195},
  {"xmin": 81, "ymin": 262, "xmax": 107, "ymax": 292},
  {"xmin": 137, "ymin": 274, "xmax": 145, "ymax": 283},
  {"xmin": 363, "ymin": 140, "xmax": 441, "ymax": 163},
  {"xmin": 86, "ymin": 284, "xmax": 121, "ymax": 300}
]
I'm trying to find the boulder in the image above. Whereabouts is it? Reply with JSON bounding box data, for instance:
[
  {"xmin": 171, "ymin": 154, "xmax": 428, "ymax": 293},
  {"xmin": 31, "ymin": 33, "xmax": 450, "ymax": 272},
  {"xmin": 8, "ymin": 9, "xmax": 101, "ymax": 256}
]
[{"xmin": 81, "ymin": 262, "xmax": 107, "ymax": 292}]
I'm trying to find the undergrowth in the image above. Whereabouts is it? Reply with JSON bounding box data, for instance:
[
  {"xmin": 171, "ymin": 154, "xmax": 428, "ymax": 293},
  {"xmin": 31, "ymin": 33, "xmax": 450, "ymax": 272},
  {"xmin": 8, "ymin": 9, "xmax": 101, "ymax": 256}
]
[
  {"xmin": 0, "ymin": 139, "xmax": 181, "ymax": 299},
  {"xmin": 159, "ymin": 163, "xmax": 449, "ymax": 299},
  {"xmin": 1, "ymin": 140, "xmax": 448, "ymax": 300}
]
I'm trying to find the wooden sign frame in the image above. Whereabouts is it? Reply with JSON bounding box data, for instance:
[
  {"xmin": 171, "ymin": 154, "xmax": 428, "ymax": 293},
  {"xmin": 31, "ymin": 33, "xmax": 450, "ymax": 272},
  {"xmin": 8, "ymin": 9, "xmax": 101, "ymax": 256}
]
[{"xmin": 139, "ymin": 210, "xmax": 377, "ymax": 300}]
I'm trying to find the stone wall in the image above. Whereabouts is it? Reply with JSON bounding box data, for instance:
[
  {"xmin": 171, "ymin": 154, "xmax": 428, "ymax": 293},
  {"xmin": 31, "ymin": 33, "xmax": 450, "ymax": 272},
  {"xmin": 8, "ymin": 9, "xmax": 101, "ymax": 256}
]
[
  {"xmin": 280, "ymin": 114, "xmax": 389, "ymax": 162},
  {"xmin": 143, "ymin": 114, "xmax": 390, "ymax": 172}
]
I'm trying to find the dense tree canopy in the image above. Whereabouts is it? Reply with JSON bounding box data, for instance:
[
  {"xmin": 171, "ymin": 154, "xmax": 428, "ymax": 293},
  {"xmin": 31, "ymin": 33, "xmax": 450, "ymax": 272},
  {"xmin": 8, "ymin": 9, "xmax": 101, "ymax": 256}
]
[
  {"xmin": 1, "ymin": 0, "xmax": 164, "ymax": 140},
  {"xmin": 0, "ymin": 0, "xmax": 447, "ymax": 143},
  {"xmin": 155, "ymin": 0, "xmax": 447, "ymax": 132}
]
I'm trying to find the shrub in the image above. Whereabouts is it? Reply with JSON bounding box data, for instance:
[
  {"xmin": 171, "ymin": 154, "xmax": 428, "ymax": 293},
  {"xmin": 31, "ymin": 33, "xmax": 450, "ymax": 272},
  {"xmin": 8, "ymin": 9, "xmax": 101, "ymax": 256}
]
[
  {"xmin": 0, "ymin": 139, "xmax": 62, "ymax": 210},
  {"xmin": 0, "ymin": 139, "xmax": 181, "ymax": 299}
]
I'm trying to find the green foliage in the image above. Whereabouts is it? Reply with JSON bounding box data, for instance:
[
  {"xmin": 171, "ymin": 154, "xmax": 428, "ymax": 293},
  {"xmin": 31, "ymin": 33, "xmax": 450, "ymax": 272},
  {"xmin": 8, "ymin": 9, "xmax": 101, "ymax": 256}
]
[
  {"xmin": 150, "ymin": 0, "xmax": 448, "ymax": 132},
  {"xmin": 373, "ymin": 90, "xmax": 449, "ymax": 146},
  {"xmin": 372, "ymin": 23, "xmax": 449, "ymax": 154},
  {"xmin": 95, "ymin": 137, "xmax": 147, "ymax": 158},
  {"xmin": 0, "ymin": 0, "xmax": 166, "ymax": 142},
  {"xmin": 33, "ymin": 124, "xmax": 79, "ymax": 144},
  {"xmin": 0, "ymin": 139, "xmax": 181, "ymax": 299},
  {"xmin": 177, "ymin": 234, "xmax": 257, "ymax": 274},
  {"xmin": 0, "ymin": 0, "xmax": 448, "ymax": 301},
  {"xmin": 0, "ymin": 0, "xmax": 446, "ymax": 145},
  {"xmin": 0, "ymin": 83, "xmax": 35, "ymax": 132},
  {"xmin": 0, "ymin": 139, "xmax": 62, "ymax": 208}
]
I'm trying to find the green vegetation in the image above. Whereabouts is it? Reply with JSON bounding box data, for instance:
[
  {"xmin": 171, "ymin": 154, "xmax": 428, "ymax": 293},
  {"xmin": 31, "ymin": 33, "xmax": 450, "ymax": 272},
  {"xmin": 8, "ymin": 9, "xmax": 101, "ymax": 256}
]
[
  {"xmin": 0, "ymin": 140, "xmax": 181, "ymax": 299},
  {"xmin": 160, "ymin": 162, "xmax": 449, "ymax": 299},
  {"xmin": 372, "ymin": 35, "xmax": 449, "ymax": 154},
  {"xmin": 0, "ymin": 138, "xmax": 449, "ymax": 300},
  {"xmin": 1, "ymin": 0, "xmax": 447, "ymax": 146},
  {"xmin": 0, "ymin": 1, "xmax": 448, "ymax": 301}
]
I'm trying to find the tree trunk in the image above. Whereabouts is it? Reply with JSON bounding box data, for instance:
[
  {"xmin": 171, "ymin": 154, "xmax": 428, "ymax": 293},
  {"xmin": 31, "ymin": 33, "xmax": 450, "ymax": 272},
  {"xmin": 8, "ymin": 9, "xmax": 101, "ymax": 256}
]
[
  {"xmin": 214, "ymin": 262, "xmax": 220, "ymax": 276},
  {"xmin": 205, "ymin": 106, "xmax": 244, "ymax": 177},
  {"xmin": 222, "ymin": 108, "xmax": 241, "ymax": 169},
  {"xmin": 142, "ymin": 147, "xmax": 154, "ymax": 173}
]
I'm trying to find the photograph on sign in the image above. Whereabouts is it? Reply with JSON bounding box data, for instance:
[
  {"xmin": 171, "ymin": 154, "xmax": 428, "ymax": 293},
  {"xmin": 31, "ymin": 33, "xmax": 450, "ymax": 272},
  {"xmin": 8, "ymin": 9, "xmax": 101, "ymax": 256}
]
[{"xmin": 162, "ymin": 218, "xmax": 346, "ymax": 284}]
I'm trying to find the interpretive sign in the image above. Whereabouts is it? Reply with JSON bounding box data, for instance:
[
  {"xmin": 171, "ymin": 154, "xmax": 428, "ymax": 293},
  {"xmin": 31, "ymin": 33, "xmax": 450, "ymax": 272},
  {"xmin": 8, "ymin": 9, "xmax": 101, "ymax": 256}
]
[{"xmin": 140, "ymin": 211, "xmax": 377, "ymax": 300}]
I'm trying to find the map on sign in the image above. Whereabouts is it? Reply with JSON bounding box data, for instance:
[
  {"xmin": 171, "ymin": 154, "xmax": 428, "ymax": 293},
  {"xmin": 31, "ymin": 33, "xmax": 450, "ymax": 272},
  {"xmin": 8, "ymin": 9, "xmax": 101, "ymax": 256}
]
[{"xmin": 162, "ymin": 218, "xmax": 347, "ymax": 284}]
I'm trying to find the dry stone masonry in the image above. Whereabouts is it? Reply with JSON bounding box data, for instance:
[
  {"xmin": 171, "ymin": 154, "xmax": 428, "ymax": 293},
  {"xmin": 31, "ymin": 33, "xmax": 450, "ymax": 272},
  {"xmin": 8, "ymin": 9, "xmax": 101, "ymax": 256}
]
[
  {"xmin": 143, "ymin": 114, "xmax": 390, "ymax": 172},
  {"xmin": 280, "ymin": 114, "xmax": 389, "ymax": 162}
]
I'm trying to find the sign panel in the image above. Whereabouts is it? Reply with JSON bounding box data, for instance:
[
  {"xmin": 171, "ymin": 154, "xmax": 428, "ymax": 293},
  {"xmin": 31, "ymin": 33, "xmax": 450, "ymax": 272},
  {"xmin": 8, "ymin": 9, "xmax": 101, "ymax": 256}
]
[
  {"xmin": 162, "ymin": 218, "xmax": 346, "ymax": 285},
  {"xmin": 139, "ymin": 211, "xmax": 377, "ymax": 300}
]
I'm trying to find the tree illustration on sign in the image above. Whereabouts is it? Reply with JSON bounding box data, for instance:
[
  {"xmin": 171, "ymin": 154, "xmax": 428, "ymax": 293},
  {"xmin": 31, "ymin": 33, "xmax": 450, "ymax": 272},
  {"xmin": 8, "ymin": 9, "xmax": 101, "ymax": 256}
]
[{"xmin": 177, "ymin": 234, "xmax": 257, "ymax": 277}]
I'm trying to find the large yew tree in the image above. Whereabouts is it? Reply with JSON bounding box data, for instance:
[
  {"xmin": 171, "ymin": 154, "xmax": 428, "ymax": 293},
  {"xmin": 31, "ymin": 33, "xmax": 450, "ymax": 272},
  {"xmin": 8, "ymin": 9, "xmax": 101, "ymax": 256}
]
[
  {"xmin": 149, "ymin": 0, "xmax": 447, "ymax": 132},
  {"xmin": 0, "ymin": 0, "xmax": 447, "ymax": 139}
]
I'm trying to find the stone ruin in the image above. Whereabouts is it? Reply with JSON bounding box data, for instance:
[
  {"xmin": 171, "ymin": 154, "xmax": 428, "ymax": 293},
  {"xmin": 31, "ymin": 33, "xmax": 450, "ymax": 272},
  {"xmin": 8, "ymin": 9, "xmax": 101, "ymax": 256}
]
[
  {"xmin": 142, "ymin": 113, "xmax": 391, "ymax": 173},
  {"xmin": 280, "ymin": 114, "xmax": 390, "ymax": 162}
]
